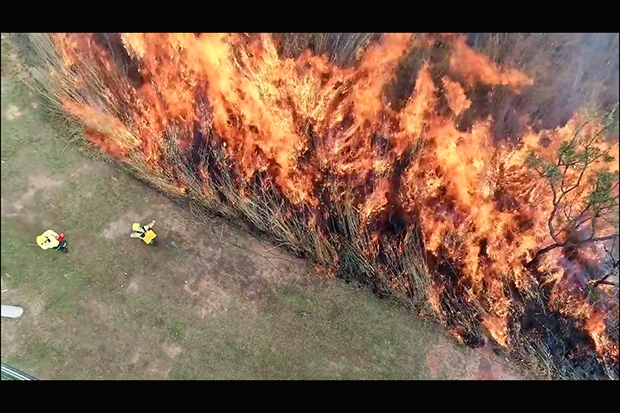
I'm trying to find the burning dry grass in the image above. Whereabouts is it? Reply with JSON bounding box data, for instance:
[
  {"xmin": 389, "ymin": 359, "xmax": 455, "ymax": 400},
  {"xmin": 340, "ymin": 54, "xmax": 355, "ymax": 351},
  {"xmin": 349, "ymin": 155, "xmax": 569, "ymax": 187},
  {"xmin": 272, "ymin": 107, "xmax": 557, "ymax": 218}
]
[{"xmin": 15, "ymin": 32, "xmax": 620, "ymax": 380}]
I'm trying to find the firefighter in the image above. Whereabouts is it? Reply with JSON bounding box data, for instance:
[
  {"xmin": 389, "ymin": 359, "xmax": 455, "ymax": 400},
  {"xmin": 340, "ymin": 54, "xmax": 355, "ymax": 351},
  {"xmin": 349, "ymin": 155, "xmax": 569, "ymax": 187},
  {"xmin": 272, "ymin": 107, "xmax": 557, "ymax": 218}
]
[
  {"xmin": 36, "ymin": 229, "xmax": 63, "ymax": 251},
  {"xmin": 130, "ymin": 220, "xmax": 157, "ymax": 245}
]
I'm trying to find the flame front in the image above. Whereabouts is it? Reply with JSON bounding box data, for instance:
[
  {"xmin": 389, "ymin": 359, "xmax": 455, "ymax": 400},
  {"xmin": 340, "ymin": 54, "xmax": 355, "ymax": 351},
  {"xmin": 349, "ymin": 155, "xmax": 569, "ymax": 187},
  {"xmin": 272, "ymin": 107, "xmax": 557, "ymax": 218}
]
[{"xmin": 48, "ymin": 33, "xmax": 619, "ymax": 376}]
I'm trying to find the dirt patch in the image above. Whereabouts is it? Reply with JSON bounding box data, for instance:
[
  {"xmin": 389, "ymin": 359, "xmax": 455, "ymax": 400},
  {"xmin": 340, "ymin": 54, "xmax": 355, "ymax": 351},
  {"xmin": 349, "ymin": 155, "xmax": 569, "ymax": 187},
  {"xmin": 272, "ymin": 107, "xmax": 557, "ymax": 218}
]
[
  {"xmin": 0, "ymin": 285, "xmax": 46, "ymax": 354},
  {"xmin": 473, "ymin": 345, "xmax": 525, "ymax": 380},
  {"xmin": 1, "ymin": 175, "xmax": 64, "ymax": 224},
  {"xmin": 163, "ymin": 343, "xmax": 182, "ymax": 359},
  {"xmin": 0, "ymin": 320, "xmax": 20, "ymax": 354},
  {"xmin": 127, "ymin": 280, "xmax": 140, "ymax": 293},
  {"xmin": 103, "ymin": 210, "xmax": 149, "ymax": 240},
  {"xmin": 424, "ymin": 334, "xmax": 526, "ymax": 380},
  {"xmin": 23, "ymin": 296, "xmax": 45, "ymax": 322},
  {"xmin": 27, "ymin": 174, "xmax": 64, "ymax": 194},
  {"xmin": 80, "ymin": 298, "xmax": 114, "ymax": 322},
  {"xmin": 424, "ymin": 335, "xmax": 479, "ymax": 380},
  {"xmin": 112, "ymin": 194, "xmax": 316, "ymax": 324},
  {"xmin": 148, "ymin": 360, "xmax": 171, "ymax": 379},
  {"xmin": 193, "ymin": 222, "xmax": 311, "ymax": 301},
  {"xmin": 326, "ymin": 360, "xmax": 362, "ymax": 378},
  {"xmin": 183, "ymin": 275, "xmax": 232, "ymax": 319},
  {"xmin": 1, "ymin": 282, "xmax": 45, "ymax": 322},
  {"xmin": 129, "ymin": 351, "xmax": 141, "ymax": 365},
  {"xmin": 141, "ymin": 196, "xmax": 309, "ymax": 307},
  {"xmin": 0, "ymin": 198, "xmax": 11, "ymax": 218},
  {"xmin": 4, "ymin": 104, "xmax": 22, "ymax": 120},
  {"xmin": 1, "ymin": 174, "xmax": 64, "ymax": 219},
  {"xmin": 69, "ymin": 163, "xmax": 98, "ymax": 179}
]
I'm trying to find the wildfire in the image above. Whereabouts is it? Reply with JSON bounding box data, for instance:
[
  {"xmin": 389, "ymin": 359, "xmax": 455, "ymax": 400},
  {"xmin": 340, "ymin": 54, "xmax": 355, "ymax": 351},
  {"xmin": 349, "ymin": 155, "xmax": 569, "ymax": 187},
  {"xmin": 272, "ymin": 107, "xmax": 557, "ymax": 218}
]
[
  {"xmin": 47, "ymin": 33, "xmax": 619, "ymax": 376},
  {"xmin": 586, "ymin": 307, "xmax": 619, "ymax": 361}
]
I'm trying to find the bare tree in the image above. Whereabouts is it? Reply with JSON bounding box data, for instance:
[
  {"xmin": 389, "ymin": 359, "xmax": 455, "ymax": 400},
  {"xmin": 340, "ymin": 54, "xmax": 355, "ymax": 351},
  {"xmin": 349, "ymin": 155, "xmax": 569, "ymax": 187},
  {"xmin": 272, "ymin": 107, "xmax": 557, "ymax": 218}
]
[{"xmin": 525, "ymin": 104, "xmax": 619, "ymax": 288}]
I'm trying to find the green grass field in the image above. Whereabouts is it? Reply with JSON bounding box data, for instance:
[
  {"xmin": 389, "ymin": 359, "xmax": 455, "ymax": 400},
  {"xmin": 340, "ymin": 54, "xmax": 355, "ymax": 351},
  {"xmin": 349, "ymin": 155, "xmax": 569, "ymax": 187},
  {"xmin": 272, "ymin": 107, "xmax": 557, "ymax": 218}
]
[{"xmin": 0, "ymin": 35, "xmax": 525, "ymax": 380}]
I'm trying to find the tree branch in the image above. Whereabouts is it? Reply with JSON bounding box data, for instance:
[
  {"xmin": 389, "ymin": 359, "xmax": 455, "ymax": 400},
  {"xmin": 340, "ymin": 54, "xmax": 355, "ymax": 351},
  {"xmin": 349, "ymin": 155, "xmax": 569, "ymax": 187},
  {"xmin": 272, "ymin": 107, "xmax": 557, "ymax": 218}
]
[
  {"xmin": 527, "ymin": 242, "xmax": 562, "ymax": 269},
  {"xmin": 527, "ymin": 231, "xmax": 618, "ymax": 270},
  {"xmin": 526, "ymin": 117, "xmax": 619, "ymax": 274},
  {"xmin": 578, "ymin": 233, "xmax": 619, "ymax": 246},
  {"xmin": 590, "ymin": 273, "xmax": 618, "ymax": 289},
  {"xmin": 595, "ymin": 280, "xmax": 617, "ymax": 287}
]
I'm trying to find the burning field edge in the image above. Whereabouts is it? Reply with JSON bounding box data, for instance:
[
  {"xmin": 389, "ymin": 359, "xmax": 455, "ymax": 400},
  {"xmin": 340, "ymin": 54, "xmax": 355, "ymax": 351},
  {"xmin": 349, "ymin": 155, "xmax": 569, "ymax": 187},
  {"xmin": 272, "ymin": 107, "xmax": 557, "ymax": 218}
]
[{"xmin": 10, "ymin": 33, "xmax": 620, "ymax": 380}]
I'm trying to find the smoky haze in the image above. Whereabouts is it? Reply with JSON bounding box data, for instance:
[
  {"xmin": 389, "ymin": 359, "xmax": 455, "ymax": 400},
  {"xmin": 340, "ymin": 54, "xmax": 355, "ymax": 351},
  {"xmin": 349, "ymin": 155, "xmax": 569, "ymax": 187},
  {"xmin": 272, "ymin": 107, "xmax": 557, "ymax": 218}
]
[{"xmin": 467, "ymin": 33, "xmax": 619, "ymax": 125}]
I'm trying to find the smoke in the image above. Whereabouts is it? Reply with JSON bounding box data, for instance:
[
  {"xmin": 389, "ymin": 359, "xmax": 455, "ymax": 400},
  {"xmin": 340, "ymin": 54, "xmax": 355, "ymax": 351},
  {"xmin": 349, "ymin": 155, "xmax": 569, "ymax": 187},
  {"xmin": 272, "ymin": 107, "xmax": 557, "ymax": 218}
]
[{"xmin": 467, "ymin": 33, "xmax": 619, "ymax": 132}]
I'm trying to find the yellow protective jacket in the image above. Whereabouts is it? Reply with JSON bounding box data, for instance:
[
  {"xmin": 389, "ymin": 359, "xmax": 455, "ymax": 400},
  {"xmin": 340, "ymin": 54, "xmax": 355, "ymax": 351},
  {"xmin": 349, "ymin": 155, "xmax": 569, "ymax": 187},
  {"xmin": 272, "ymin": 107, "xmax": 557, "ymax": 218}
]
[
  {"xmin": 36, "ymin": 230, "xmax": 60, "ymax": 250},
  {"xmin": 131, "ymin": 221, "xmax": 156, "ymax": 243}
]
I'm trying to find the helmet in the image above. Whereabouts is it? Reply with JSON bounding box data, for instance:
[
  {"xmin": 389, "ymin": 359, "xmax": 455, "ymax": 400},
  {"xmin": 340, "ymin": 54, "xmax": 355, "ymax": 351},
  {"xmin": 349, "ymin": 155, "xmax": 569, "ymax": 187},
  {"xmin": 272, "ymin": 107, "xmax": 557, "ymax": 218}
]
[
  {"xmin": 132, "ymin": 223, "xmax": 141, "ymax": 231},
  {"xmin": 36, "ymin": 235, "xmax": 47, "ymax": 245}
]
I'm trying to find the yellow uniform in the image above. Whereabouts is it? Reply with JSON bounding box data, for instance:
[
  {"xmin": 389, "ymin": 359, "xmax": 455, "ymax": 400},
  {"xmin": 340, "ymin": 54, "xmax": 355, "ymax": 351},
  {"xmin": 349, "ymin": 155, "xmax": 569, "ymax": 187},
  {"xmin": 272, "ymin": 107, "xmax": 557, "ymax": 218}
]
[
  {"xmin": 36, "ymin": 230, "xmax": 60, "ymax": 250},
  {"xmin": 131, "ymin": 220, "xmax": 157, "ymax": 244}
]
